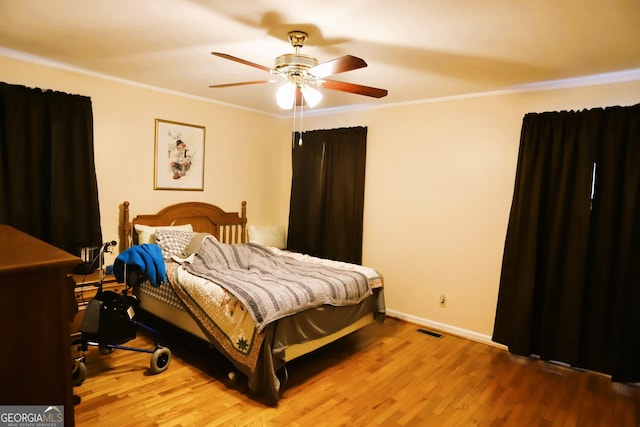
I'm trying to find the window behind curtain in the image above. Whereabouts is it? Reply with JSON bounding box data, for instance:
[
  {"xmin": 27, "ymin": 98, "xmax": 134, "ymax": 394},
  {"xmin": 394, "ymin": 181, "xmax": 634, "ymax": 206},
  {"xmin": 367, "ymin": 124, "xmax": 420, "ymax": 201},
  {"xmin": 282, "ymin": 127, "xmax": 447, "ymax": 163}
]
[
  {"xmin": 0, "ymin": 82, "xmax": 102, "ymax": 254},
  {"xmin": 287, "ymin": 126, "xmax": 367, "ymax": 264},
  {"xmin": 493, "ymin": 103, "xmax": 640, "ymax": 382}
]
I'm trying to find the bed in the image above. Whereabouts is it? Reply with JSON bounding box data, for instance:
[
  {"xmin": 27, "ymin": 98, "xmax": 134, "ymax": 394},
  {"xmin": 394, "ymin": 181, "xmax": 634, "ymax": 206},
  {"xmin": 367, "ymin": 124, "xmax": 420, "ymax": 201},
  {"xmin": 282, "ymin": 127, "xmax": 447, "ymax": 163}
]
[{"xmin": 121, "ymin": 200, "xmax": 385, "ymax": 404}]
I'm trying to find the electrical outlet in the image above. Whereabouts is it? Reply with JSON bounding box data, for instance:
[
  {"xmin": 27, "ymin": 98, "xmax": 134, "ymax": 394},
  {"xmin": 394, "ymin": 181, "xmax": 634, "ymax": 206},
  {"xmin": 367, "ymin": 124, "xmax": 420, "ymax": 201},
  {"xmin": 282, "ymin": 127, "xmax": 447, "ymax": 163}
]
[{"xmin": 439, "ymin": 293, "xmax": 446, "ymax": 308}]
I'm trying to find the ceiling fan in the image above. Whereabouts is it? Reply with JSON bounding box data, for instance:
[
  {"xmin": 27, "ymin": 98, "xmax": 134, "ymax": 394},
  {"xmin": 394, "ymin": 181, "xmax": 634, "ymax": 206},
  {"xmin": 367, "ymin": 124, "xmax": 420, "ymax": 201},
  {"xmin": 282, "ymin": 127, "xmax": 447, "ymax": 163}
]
[{"xmin": 209, "ymin": 31, "xmax": 388, "ymax": 109}]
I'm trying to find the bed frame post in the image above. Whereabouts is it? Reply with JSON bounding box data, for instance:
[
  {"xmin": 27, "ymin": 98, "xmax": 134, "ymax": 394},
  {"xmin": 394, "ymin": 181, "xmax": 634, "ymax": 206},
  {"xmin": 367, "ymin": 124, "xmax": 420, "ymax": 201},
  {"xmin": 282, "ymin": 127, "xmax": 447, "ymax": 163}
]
[
  {"xmin": 123, "ymin": 201, "xmax": 131, "ymax": 249},
  {"xmin": 241, "ymin": 201, "xmax": 247, "ymax": 243}
]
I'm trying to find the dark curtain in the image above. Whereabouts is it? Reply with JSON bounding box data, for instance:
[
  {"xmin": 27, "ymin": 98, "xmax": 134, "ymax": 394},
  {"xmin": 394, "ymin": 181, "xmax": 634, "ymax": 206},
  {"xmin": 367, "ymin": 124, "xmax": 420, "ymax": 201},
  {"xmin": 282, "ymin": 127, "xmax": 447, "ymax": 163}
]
[
  {"xmin": 493, "ymin": 103, "xmax": 640, "ymax": 381},
  {"xmin": 287, "ymin": 126, "xmax": 367, "ymax": 264},
  {"xmin": 0, "ymin": 82, "xmax": 102, "ymax": 254}
]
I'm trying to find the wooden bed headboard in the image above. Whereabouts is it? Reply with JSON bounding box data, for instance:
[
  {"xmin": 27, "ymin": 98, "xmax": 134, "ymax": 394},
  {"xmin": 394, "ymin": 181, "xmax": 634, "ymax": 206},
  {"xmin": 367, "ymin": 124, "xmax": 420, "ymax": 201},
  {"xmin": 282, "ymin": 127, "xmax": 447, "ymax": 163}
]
[{"xmin": 122, "ymin": 200, "xmax": 247, "ymax": 248}]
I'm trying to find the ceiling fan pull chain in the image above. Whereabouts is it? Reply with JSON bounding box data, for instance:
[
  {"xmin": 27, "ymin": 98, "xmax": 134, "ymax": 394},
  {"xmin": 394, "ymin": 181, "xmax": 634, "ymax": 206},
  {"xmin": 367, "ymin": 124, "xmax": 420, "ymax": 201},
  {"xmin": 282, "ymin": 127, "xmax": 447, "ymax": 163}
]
[
  {"xmin": 298, "ymin": 101, "xmax": 304, "ymax": 146},
  {"xmin": 292, "ymin": 102, "xmax": 297, "ymax": 149}
]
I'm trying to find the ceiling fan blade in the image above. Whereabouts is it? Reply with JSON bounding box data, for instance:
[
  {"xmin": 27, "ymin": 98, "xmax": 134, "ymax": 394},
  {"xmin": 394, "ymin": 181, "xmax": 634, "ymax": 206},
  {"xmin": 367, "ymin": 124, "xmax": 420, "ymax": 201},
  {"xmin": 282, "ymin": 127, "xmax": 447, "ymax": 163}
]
[
  {"xmin": 208, "ymin": 80, "xmax": 271, "ymax": 88},
  {"xmin": 318, "ymin": 79, "xmax": 388, "ymax": 98},
  {"xmin": 309, "ymin": 55, "xmax": 367, "ymax": 78},
  {"xmin": 211, "ymin": 52, "xmax": 273, "ymax": 73}
]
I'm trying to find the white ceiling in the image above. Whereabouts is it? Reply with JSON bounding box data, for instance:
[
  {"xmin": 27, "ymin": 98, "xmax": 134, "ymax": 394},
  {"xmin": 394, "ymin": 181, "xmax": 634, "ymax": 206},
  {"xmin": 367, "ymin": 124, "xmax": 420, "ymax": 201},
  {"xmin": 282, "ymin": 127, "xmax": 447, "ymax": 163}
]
[{"xmin": 1, "ymin": 0, "xmax": 639, "ymax": 116}]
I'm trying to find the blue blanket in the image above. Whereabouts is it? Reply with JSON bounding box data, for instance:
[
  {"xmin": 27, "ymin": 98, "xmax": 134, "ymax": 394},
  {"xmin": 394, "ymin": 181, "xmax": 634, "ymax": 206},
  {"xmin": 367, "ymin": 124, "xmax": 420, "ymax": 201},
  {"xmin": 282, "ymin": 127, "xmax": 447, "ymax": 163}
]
[{"xmin": 113, "ymin": 244, "xmax": 167, "ymax": 287}]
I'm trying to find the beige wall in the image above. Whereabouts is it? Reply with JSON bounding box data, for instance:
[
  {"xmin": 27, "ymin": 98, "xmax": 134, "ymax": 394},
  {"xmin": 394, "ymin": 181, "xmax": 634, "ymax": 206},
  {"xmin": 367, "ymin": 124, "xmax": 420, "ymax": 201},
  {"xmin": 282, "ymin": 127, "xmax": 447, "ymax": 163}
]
[
  {"xmin": 302, "ymin": 81, "xmax": 640, "ymax": 342},
  {"xmin": 0, "ymin": 55, "xmax": 293, "ymax": 268},
  {"xmin": 2, "ymin": 53, "xmax": 639, "ymax": 343}
]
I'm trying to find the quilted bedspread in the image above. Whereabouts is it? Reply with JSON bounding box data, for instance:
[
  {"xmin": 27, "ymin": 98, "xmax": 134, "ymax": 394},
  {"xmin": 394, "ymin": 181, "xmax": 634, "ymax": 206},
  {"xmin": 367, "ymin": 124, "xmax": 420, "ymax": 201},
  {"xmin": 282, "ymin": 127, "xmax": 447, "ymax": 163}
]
[{"xmin": 165, "ymin": 262, "xmax": 265, "ymax": 372}]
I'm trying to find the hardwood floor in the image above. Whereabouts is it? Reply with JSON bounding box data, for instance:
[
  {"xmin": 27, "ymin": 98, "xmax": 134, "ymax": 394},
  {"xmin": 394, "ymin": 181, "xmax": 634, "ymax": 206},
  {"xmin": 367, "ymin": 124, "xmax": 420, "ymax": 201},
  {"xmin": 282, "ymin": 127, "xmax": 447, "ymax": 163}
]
[{"xmin": 73, "ymin": 316, "xmax": 640, "ymax": 426}]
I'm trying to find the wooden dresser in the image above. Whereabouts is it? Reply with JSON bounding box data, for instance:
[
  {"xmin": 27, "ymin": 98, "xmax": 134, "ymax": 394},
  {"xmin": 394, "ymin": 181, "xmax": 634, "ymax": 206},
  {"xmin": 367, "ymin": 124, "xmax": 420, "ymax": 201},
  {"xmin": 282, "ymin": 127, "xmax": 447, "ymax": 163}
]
[{"xmin": 0, "ymin": 225, "xmax": 80, "ymax": 427}]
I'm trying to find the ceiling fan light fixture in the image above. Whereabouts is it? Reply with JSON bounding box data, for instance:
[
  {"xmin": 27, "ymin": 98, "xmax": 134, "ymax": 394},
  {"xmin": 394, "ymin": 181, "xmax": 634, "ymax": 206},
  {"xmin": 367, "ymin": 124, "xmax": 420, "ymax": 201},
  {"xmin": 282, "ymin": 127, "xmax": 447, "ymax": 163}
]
[
  {"xmin": 210, "ymin": 29, "xmax": 388, "ymax": 111},
  {"xmin": 276, "ymin": 82, "xmax": 296, "ymax": 109},
  {"xmin": 301, "ymin": 85, "xmax": 322, "ymax": 108}
]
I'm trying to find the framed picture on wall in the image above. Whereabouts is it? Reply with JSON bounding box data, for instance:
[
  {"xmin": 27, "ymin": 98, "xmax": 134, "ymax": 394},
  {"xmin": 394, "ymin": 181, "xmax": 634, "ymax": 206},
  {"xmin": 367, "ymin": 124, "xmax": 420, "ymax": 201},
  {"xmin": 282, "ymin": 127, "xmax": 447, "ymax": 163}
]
[{"xmin": 154, "ymin": 118, "xmax": 206, "ymax": 190}]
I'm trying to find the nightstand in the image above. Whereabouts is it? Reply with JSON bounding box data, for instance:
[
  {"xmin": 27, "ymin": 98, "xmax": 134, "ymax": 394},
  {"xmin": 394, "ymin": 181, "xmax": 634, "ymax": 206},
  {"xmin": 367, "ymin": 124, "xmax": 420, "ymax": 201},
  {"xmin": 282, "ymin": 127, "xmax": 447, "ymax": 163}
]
[{"xmin": 69, "ymin": 270, "xmax": 125, "ymax": 337}]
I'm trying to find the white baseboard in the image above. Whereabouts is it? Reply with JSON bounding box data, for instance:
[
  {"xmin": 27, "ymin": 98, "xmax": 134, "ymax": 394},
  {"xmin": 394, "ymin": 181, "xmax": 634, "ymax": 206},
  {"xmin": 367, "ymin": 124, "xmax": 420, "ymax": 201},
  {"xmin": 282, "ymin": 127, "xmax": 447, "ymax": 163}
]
[{"xmin": 385, "ymin": 309, "xmax": 508, "ymax": 351}]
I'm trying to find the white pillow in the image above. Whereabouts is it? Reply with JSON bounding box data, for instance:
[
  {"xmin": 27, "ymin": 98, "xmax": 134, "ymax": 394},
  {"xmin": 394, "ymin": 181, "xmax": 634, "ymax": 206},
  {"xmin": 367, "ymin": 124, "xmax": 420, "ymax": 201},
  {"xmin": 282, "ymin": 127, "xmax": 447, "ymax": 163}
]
[
  {"xmin": 248, "ymin": 225, "xmax": 286, "ymax": 249},
  {"xmin": 134, "ymin": 223, "xmax": 193, "ymax": 244},
  {"xmin": 181, "ymin": 232, "xmax": 215, "ymax": 257}
]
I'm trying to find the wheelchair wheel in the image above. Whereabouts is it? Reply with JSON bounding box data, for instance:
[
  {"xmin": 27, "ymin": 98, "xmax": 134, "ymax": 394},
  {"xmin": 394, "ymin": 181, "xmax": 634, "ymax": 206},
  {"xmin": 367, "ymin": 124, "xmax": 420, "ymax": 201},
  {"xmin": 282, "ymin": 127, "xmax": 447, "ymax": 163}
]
[
  {"xmin": 72, "ymin": 361, "xmax": 87, "ymax": 386},
  {"xmin": 150, "ymin": 347, "xmax": 171, "ymax": 374}
]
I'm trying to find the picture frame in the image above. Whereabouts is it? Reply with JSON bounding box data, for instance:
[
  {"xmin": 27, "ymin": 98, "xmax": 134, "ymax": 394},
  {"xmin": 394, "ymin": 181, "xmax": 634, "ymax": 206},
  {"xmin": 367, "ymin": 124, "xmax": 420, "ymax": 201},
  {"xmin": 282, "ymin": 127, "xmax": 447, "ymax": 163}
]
[{"xmin": 154, "ymin": 118, "xmax": 206, "ymax": 190}]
